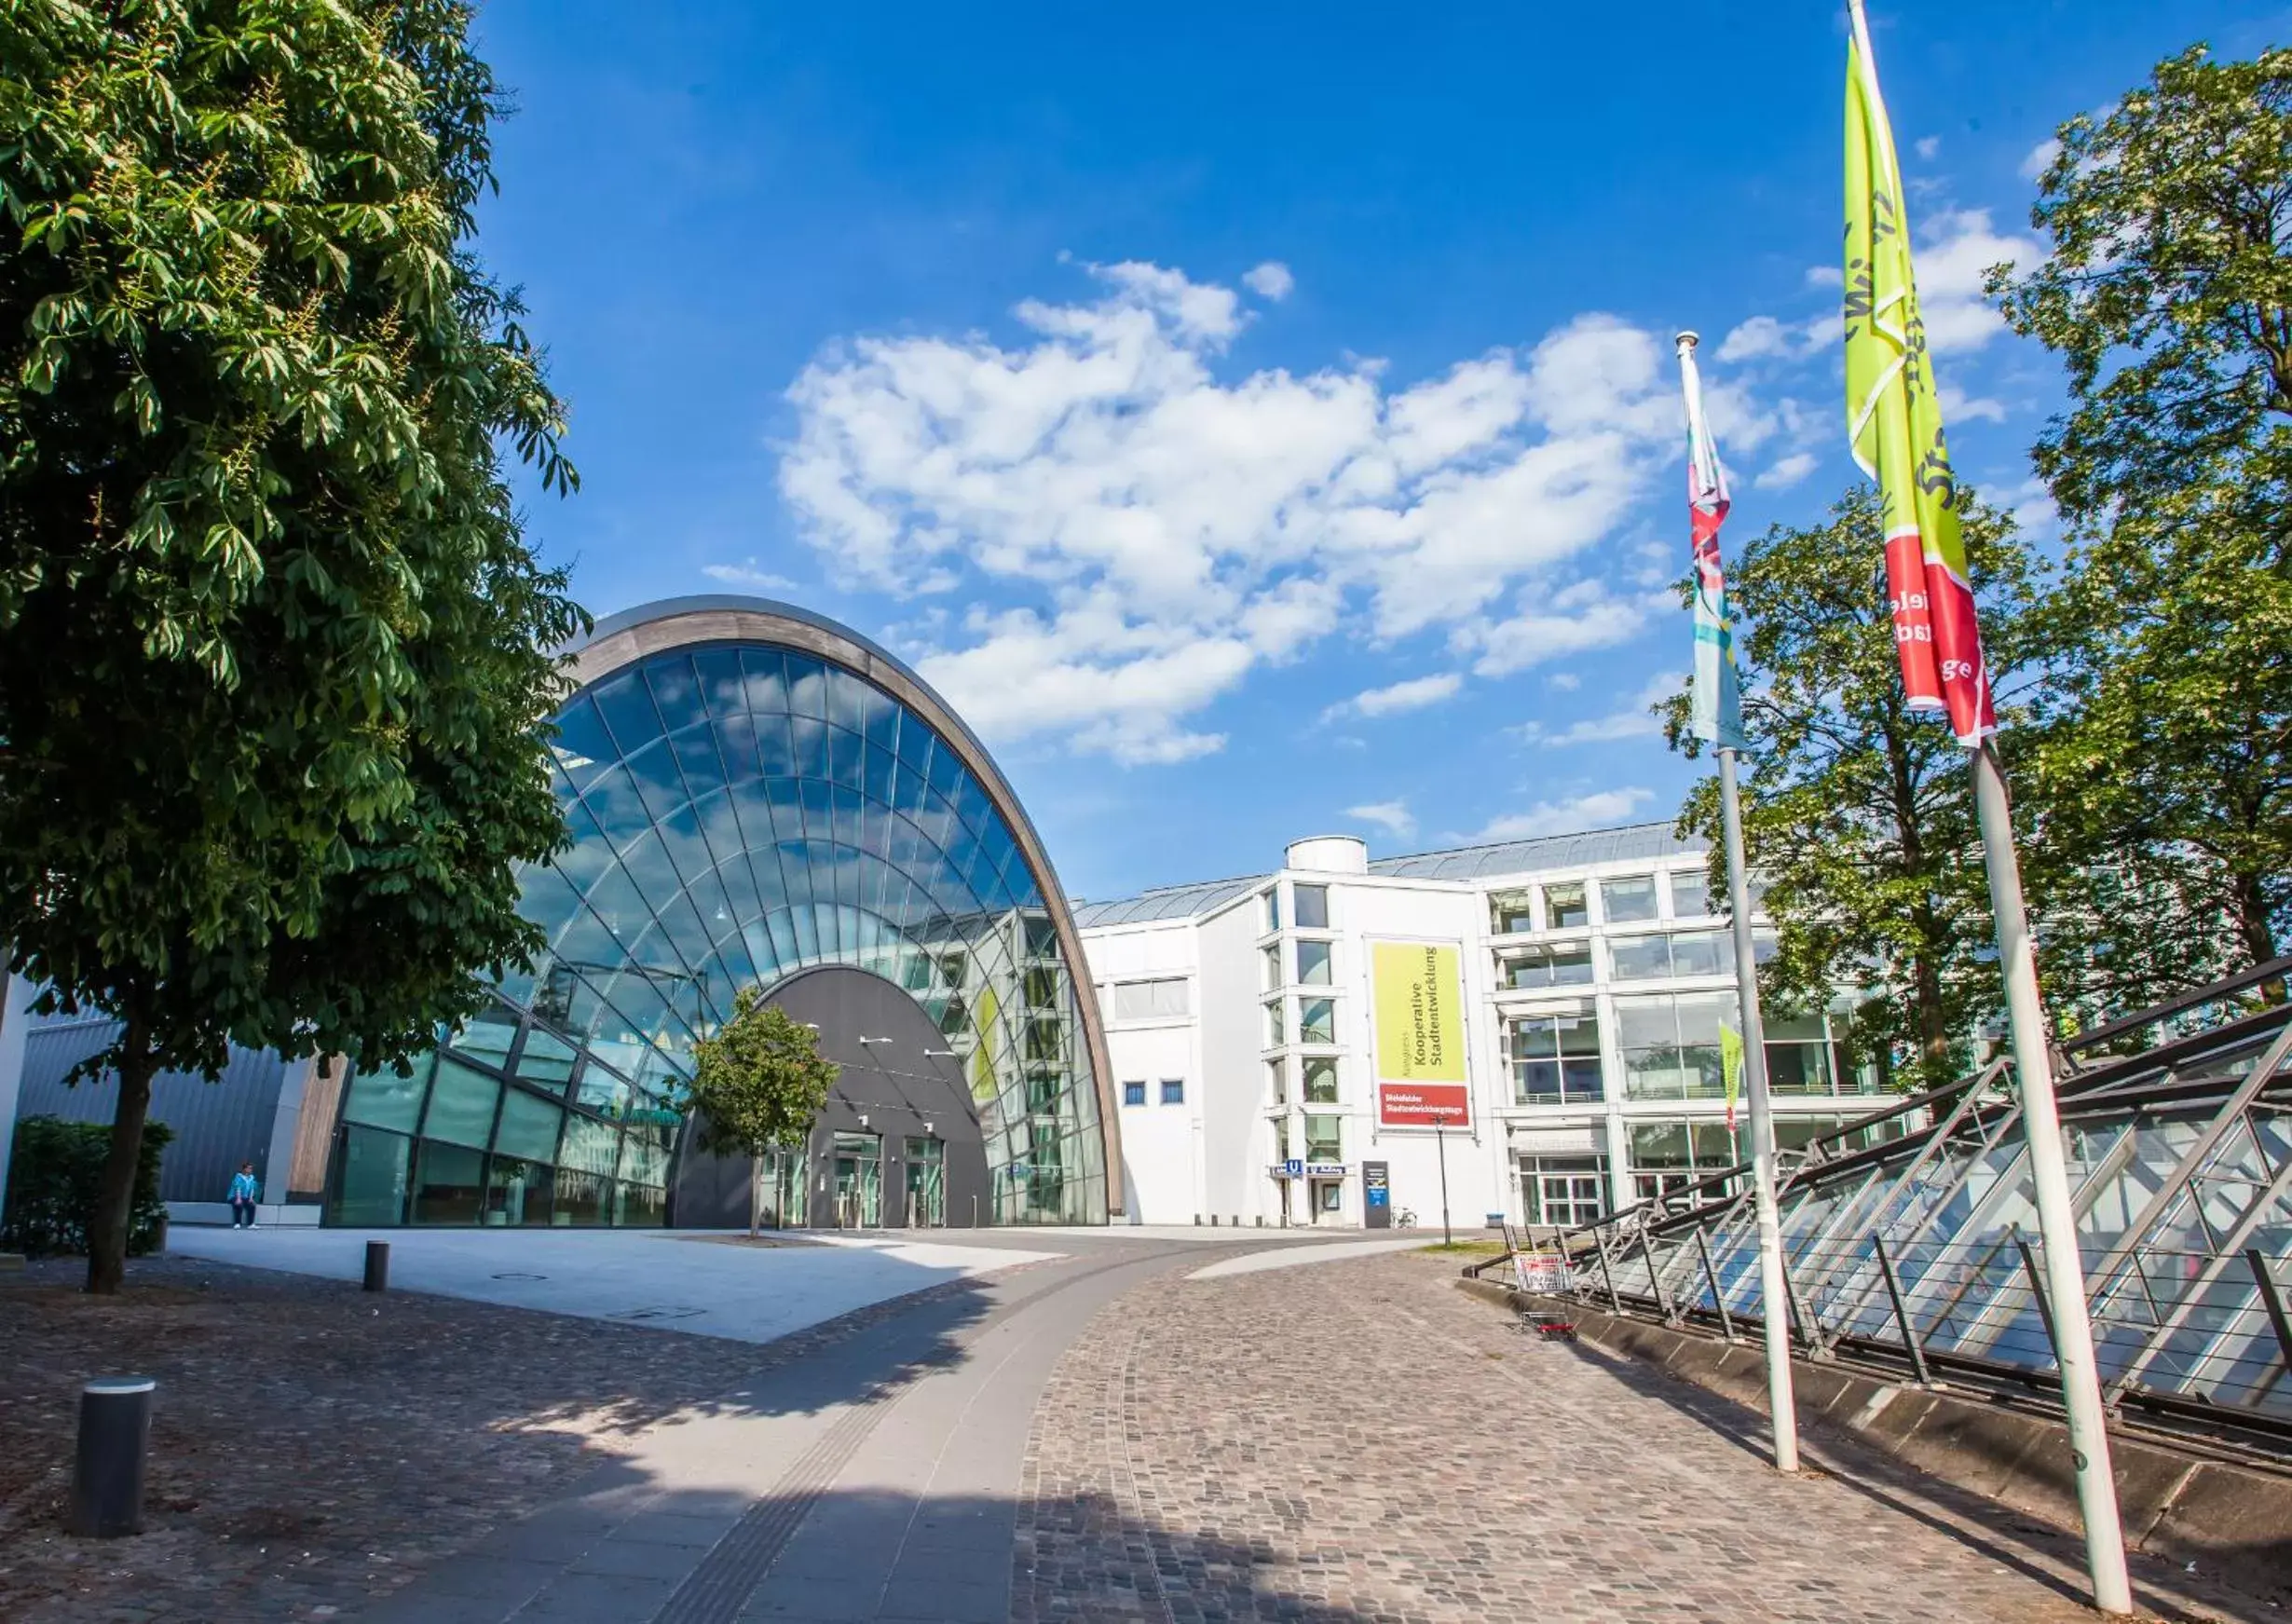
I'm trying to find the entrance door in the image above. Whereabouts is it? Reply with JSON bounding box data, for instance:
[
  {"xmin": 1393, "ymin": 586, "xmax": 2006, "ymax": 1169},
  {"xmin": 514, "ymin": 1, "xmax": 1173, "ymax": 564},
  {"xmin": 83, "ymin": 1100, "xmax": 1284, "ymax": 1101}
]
[
  {"xmin": 833, "ymin": 1132, "xmax": 882, "ymax": 1228},
  {"xmin": 1310, "ymin": 1179, "xmax": 1344, "ymax": 1224},
  {"xmin": 757, "ymin": 1146, "xmax": 807, "ymax": 1227},
  {"xmin": 903, "ymin": 1137, "xmax": 945, "ymax": 1227}
]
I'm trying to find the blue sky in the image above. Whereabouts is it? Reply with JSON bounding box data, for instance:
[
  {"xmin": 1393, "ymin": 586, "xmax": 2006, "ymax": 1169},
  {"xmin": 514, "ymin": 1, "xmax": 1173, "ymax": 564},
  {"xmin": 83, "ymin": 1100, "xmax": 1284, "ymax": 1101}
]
[{"xmin": 469, "ymin": 0, "xmax": 2283, "ymax": 906}]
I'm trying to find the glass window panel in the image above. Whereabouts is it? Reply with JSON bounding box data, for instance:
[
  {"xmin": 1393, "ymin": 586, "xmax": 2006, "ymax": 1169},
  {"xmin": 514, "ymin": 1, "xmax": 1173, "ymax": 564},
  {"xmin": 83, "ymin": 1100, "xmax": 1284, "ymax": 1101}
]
[
  {"xmin": 1262, "ymin": 943, "xmax": 1281, "ymax": 989},
  {"xmin": 484, "ymin": 1157, "xmax": 553, "ymax": 1226},
  {"xmin": 1263, "ymin": 889, "xmax": 1282, "ymax": 932},
  {"xmin": 623, "ymin": 738, "xmax": 689, "ymax": 824},
  {"xmin": 447, "ymin": 1003, "xmax": 518, "ymax": 1069},
  {"xmin": 1304, "ymin": 1114, "xmax": 1342, "ymax": 1160},
  {"xmin": 1601, "ymin": 875, "xmax": 1658, "ymax": 923},
  {"xmin": 1545, "ymin": 882, "xmax": 1589, "ymax": 930},
  {"xmin": 1264, "ymin": 1000, "xmax": 1285, "ymax": 1046},
  {"xmin": 1266, "ymin": 1058, "xmax": 1287, "ymax": 1104},
  {"xmin": 1295, "ymin": 939, "xmax": 1333, "ymax": 986},
  {"xmin": 548, "ymin": 695, "xmax": 620, "ymax": 793},
  {"xmin": 752, "ymin": 710, "xmax": 795, "ymax": 777},
  {"xmin": 864, "ymin": 688, "xmax": 902, "ymax": 754},
  {"xmin": 589, "ymin": 668, "xmax": 664, "ymax": 757},
  {"xmin": 865, "ymin": 742, "xmax": 898, "ymax": 810},
  {"xmin": 785, "ymin": 655, "xmax": 829, "ymax": 718},
  {"xmin": 343, "ymin": 1062, "xmax": 430, "ymax": 1134},
  {"xmin": 641, "ymin": 652, "xmax": 706, "ymax": 733},
  {"xmin": 1299, "ymin": 997, "xmax": 1337, "ymax": 1044},
  {"xmin": 1303, "ymin": 1057, "xmax": 1338, "ymax": 1103},
  {"xmin": 1490, "ymin": 889, "xmax": 1535, "ymax": 934},
  {"xmin": 1669, "ymin": 930, "xmax": 1733, "ymax": 977},
  {"xmin": 668, "ymin": 721, "xmax": 729, "ymax": 805},
  {"xmin": 1610, "ymin": 935, "xmax": 1671, "ymax": 980},
  {"xmin": 553, "ymin": 1168, "xmax": 612, "ymax": 1226},
  {"xmin": 411, "ymin": 1140, "xmax": 485, "ymax": 1224},
  {"xmin": 422, "ymin": 1057, "xmax": 501, "ymax": 1150},
  {"xmin": 558, "ymin": 1116, "xmax": 621, "ymax": 1178},
  {"xmin": 619, "ymin": 1131, "xmax": 671, "ymax": 1190},
  {"xmin": 825, "ymin": 666, "xmax": 870, "ymax": 734},
  {"xmin": 1670, "ymin": 868, "xmax": 1711, "ymax": 918},
  {"xmin": 579, "ymin": 762, "xmax": 654, "ymax": 850},
  {"xmin": 1292, "ymin": 883, "xmax": 1330, "ymax": 930},
  {"xmin": 705, "ymin": 712, "xmax": 760, "ymax": 789},
  {"xmin": 791, "ymin": 716, "xmax": 831, "ymax": 784},
  {"xmin": 735, "ymin": 646, "xmax": 788, "ymax": 712},
  {"xmin": 688, "ymin": 646, "xmax": 747, "ymax": 719},
  {"xmin": 493, "ymin": 1089, "xmax": 564, "ymax": 1163},
  {"xmin": 331, "ymin": 1125, "xmax": 411, "ymax": 1224},
  {"xmin": 827, "ymin": 723, "xmax": 866, "ymax": 790}
]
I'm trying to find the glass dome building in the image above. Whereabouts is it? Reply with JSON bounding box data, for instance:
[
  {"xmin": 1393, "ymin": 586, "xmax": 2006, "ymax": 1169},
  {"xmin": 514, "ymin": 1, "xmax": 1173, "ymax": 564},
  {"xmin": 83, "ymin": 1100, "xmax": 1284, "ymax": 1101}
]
[{"xmin": 322, "ymin": 597, "xmax": 1116, "ymax": 1227}]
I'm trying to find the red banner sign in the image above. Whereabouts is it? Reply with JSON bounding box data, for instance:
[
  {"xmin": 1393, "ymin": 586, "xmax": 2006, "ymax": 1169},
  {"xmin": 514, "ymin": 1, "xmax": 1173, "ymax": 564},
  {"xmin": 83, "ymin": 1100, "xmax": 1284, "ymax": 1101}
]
[{"xmin": 1379, "ymin": 1083, "xmax": 1470, "ymax": 1128}]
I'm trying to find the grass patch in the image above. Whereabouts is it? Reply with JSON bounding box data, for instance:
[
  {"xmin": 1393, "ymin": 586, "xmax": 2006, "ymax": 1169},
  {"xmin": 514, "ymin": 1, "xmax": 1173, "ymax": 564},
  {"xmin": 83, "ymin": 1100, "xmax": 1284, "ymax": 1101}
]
[{"xmin": 1416, "ymin": 1239, "xmax": 1508, "ymax": 1256}]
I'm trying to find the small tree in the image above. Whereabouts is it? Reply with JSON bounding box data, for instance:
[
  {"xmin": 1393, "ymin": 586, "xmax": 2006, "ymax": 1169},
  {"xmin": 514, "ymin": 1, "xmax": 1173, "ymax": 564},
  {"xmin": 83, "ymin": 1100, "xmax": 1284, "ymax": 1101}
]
[{"xmin": 685, "ymin": 989, "xmax": 838, "ymax": 1236}]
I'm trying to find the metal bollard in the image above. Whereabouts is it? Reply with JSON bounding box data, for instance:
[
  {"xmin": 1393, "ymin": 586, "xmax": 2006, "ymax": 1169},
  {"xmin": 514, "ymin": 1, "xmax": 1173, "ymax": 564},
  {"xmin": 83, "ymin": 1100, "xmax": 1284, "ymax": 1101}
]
[
  {"xmin": 68, "ymin": 1377, "xmax": 154, "ymax": 1537},
  {"xmin": 363, "ymin": 1239, "xmax": 389, "ymax": 1292}
]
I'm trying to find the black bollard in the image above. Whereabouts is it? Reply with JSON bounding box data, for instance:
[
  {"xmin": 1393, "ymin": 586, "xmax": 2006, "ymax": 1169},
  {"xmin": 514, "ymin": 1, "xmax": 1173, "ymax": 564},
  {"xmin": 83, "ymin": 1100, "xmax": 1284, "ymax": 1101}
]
[
  {"xmin": 363, "ymin": 1239, "xmax": 389, "ymax": 1292},
  {"xmin": 68, "ymin": 1377, "xmax": 154, "ymax": 1537}
]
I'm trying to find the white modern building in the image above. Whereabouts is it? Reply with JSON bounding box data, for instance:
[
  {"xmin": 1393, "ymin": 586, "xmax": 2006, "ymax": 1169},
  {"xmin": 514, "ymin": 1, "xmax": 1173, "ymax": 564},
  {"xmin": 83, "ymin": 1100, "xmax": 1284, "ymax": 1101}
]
[{"xmin": 1075, "ymin": 824, "xmax": 1908, "ymax": 1233}]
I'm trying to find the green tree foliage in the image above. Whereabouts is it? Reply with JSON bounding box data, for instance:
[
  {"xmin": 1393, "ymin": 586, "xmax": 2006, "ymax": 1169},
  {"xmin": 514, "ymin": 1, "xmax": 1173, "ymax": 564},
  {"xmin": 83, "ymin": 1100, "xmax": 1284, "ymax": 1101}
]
[
  {"xmin": 0, "ymin": 1115, "xmax": 171, "ymax": 1258},
  {"xmin": 685, "ymin": 989, "xmax": 838, "ymax": 1236},
  {"xmin": 1662, "ymin": 487, "xmax": 2053, "ymax": 1092},
  {"xmin": 1993, "ymin": 44, "xmax": 2292, "ymax": 972},
  {"xmin": 0, "ymin": 2, "xmax": 584, "ymax": 1290}
]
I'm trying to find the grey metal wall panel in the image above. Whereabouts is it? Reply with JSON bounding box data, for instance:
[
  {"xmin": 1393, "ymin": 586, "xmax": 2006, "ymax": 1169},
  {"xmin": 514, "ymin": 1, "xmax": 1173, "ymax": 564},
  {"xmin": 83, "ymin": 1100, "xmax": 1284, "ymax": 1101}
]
[{"xmin": 16, "ymin": 1017, "xmax": 292, "ymax": 1203}]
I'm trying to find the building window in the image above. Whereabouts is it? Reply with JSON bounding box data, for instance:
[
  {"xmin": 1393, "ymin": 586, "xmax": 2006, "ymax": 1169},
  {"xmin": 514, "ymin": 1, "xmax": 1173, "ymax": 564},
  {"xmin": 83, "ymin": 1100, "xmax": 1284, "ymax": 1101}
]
[
  {"xmin": 1304, "ymin": 1113, "xmax": 1343, "ymax": 1161},
  {"xmin": 1161, "ymin": 1078, "xmax": 1185, "ymax": 1106},
  {"xmin": 1267, "ymin": 1057, "xmax": 1288, "ymax": 1105},
  {"xmin": 1520, "ymin": 1154, "xmax": 1608, "ymax": 1228},
  {"xmin": 1628, "ymin": 1120, "xmax": 1742, "ymax": 1204},
  {"xmin": 1112, "ymin": 977, "xmax": 1190, "ymax": 1020},
  {"xmin": 1293, "ymin": 883, "xmax": 1330, "ymax": 930},
  {"xmin": 1670, "ymin": 868, "xmax": 1711, "ymax": 919},
  {"xmin": 1501, "ymin": 943, "xmax": 1593, "ymax": 989},
  {"xmin": 1024, "ymin": 964, "xmax": 1061, "ymax": 1011},
  {"xmin": 1298, "ymin": 996, "xmax": 1337, "ymax": 1045},
  {"xmin": 1545, "ymin": 880, "xmax": 1589, "ymax": 930},
  {"xmin": 1272, "ymin": 1115, "xmax": 1291, "ymax": 1162},
  {"xmin": 1263, "ymin": 888, "xmax": 1282, "ymax": 933},
  {"xmin": 1265, "ymin": 1000, "xmax": 1285, "ymax": 1047},
  {"xmin": 1765, "ymin": 1009, "xmax": 1838, "ymax": 1094},
  {"xmin": 1610, "ymin": 929, "xmax": 1738, "ymax": 981},
  {"xmin": 1508, "ymin": 1011, "xmax": 1603, "ymax": 1104},
  {"xmin": 1303, "ymin": 1056, "xmax": 1339, "ymax": 1104},
  {"xmin": 1615, "ymin": 992, "xmax": 1737, "ymax": 1099},
  {"xmin": 1295, "ymin": 938, "xmax": 1333, "ymax": 986},
  {"xmin": 1123, "ymin": 1081, "xmax": 1146, "ymax": 1107},
  {"xmin": 1490, "ymin": 888, "xmax": 1535, "ymax": 935},
  {"xmin": 1262, "ymin": 942, "xmax": 1282, "ymax": 990},
  {"xmin": 1601, "ymin": 874, "xmax": 1658, "ymax": 923}
]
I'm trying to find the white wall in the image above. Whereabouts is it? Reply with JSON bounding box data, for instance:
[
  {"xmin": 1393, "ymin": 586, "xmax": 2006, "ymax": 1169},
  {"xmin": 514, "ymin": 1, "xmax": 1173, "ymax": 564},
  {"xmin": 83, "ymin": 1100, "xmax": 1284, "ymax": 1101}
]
[
  {"xmin": 1196, "ymin": 897, "xmax": 1263, "ymax": 1223},
  {"xmin": 0, "ymin": 974, "xmax": 32, "ymax": 1218},
  {"xmin": 1082, "ymin": 920, "xmax": 1205, "ymax": 1224}
]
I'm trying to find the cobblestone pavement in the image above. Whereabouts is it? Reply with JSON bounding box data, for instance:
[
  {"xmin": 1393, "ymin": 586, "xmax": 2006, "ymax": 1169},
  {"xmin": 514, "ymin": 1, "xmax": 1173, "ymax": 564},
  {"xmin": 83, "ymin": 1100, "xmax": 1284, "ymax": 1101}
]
[
  {"xmin": 0, "ymin": 1254, "xmax": 982, "ymax": 1623},
  {"xmin": 1016, "ymin": 1249, "xmax": 2252, "ymax": 1624}
]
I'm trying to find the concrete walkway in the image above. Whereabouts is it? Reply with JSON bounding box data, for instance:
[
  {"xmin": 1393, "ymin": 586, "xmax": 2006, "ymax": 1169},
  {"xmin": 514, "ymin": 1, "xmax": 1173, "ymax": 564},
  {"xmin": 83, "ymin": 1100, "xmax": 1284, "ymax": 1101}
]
[
  {"xmin": 354, "ymin": 1238, "xmax": 1228, "ymax": 1623},
  {"xmin": 168, "ymin": 1226, "xmax": 1061, "ymax": 1346}
]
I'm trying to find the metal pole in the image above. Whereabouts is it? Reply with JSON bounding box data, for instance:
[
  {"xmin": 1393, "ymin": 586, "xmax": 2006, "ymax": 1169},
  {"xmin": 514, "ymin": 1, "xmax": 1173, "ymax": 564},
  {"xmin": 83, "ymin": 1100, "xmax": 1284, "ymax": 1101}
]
[
  {"xmin": 1873, "ymin": 1233, "xmax": 1931, "ymax": 1385},
  {"xmin": 1716, "ymin": 743, "xmax": 1800, "ymax": 1472},
  {"xmin": 1592, "ymin": 1223, "xmax": 1623, "ymax": 1313},
  {"xmin": 362, "ymin": 1239, "xmax": 389, "ymax": 1293},
  {"xmin": 2247, "ymin": 1249, "xmax": 2292, "ymax": 1383},
  {"xmin": 1696, "ymin": 1228, "xmax": 1737, "ymax": 1342},
  {"xmin": 1972, "ymin": 740, "xmax": 2131, "ymax": 1613},
  {"xmin": 1436, "ymin": 1118, "xmax": 1453, "ymax": 1248}
]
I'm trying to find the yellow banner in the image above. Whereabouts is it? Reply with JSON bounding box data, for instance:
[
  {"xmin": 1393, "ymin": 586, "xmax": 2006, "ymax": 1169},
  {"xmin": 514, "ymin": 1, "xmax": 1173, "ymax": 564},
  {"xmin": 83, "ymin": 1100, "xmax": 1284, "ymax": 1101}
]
[{"xmin": 1371, "ymin": 942, "xmax": 1466, "ymax": 1083}]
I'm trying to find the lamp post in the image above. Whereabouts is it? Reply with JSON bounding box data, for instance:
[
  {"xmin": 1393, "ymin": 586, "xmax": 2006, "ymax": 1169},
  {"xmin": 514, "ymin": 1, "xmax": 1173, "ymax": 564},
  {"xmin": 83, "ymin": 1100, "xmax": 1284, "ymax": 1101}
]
[{"xmin": 1434, "ymin": 1107, "xmax": 1459, "ymax": 1248}]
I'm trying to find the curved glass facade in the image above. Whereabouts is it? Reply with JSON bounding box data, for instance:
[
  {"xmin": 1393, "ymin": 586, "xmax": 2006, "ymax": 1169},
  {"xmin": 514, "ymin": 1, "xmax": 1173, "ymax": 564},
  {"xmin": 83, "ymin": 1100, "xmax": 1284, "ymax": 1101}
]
[{"xmin": 324, "ymin": 612, "xmax": 1109, "ymax": 1227}]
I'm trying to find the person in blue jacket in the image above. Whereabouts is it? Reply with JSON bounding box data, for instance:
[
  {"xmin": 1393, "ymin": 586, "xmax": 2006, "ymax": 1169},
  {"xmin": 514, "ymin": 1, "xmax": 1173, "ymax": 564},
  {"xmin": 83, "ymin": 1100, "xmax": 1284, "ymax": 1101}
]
[{"xmin": 227, "ymin": 1163, "xmax": 260, "ymax": 1229}]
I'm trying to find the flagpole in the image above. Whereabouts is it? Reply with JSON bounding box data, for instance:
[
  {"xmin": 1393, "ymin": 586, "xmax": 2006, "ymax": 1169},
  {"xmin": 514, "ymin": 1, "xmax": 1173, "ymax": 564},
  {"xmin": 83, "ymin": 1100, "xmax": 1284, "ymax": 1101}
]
[
  {"xmin": 1971, "ymin": 741, "xmax": 2133, "ymax": 1614},
  {"xmin": 1717, "ymin": 744, "xmax": 1800, "ymax": 1475},
  {"xmin": 1676, "ymin": 331, "xmax": 1799, "ymax": 1475},
  {"xmin": 1842, "ymin": 3, "xmax": 2131, "ymax": 1609}
]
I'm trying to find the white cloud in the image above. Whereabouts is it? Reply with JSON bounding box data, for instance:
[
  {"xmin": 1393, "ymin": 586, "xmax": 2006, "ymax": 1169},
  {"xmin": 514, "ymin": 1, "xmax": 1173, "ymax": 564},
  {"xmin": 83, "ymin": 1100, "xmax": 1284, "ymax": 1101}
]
[
  {"xmin": 1805, "ymin": 265, "xmax": 1844, "ymax": 290},
  {"xmin": 2019, "ymin": 137, "xmax": 2062, "ymax": 182},
  {"xmin": 1716, "ymin": 316, "xmax": 1797, "ymax": 364},
  {"xmin": 1458, "ymin": 786, "xmax": 1657, "ymax": 843},
  {"xmin": 1344, "ymin": 799, "xmax": 1416, "ymax": 839},
  {"xmin": 1914, "ymin": 135, "xmax": 1942, "ymax": 162},
  {"xmin": 1546, "ymin": 672, "xmax": 1581, "ymax": 692},
  {"xmin": 1537, "ymin": 673, "xmax": 1680, "ymax": 747},
  {"xmin": 703, "ymin": 560, "xmax": 800, "ymax": 593},
  {"xmin": 1913, "ymin": 208, "xmax": 2040, "ymax": 355},
  {"xmin": 1243, "ymin": 261, "xmax": 1296, "ymax": 301},
  {"xmin": 1753, "ymin": 452, "xmax": 1820, "ymax": 491},
  {"xmin": 1937, "ymin": 382, "xmax": 2008, "ymax": 424},
  {"xmin": 1321, "ymin": 672, "xmax": 1463, "ymax": 723},
  {"xmin": 783, "ymin": 264, "xmax": 1700, "ymax": 761}
]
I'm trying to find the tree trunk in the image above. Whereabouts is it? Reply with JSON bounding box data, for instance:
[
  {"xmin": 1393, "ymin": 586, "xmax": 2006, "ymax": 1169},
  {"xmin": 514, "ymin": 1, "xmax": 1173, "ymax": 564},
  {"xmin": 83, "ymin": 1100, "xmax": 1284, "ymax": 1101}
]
[
  {"xmin": 87, "ymin": 1029, "xmax": 157, "ymax": 1295},
  {"xmin": 748, "ymin": 1153, "xmax": 762, "ymax": 1240},
  {"xmin": 1910, "ymin": 948, "xmax": 1952, "ymax": 1079},
  {"xmin": 2231, "ymin": 867, "xmax": 2280, "ymax": 970}
]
